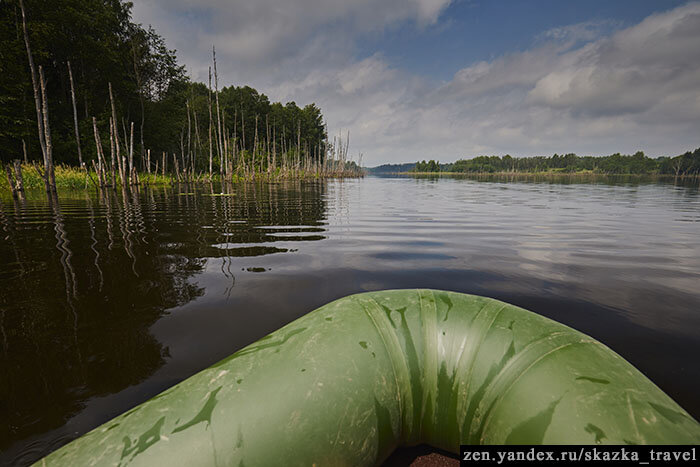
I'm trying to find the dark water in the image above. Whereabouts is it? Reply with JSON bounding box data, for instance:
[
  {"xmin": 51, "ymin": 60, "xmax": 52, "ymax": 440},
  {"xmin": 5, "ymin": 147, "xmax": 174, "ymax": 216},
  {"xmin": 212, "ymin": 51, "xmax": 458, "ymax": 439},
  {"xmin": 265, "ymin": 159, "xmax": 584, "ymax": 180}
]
[{"xmin": 1, "ymin": 176, "xmax": 699, "ymax": 464}]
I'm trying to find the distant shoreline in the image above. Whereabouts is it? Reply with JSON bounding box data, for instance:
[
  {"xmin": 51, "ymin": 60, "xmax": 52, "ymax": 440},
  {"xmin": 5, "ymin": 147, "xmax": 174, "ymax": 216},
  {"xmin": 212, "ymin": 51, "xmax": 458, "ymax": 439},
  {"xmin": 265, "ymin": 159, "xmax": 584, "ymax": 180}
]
[{"xmin": 384, "ymin": 171, "xmax": 700, "ymax": 178}]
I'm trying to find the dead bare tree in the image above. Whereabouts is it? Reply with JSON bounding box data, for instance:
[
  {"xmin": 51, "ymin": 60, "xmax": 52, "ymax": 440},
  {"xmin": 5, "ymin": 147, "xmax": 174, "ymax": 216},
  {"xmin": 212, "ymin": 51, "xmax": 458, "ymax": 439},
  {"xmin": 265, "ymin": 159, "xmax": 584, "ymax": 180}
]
[
  {"xmin": 39, "ymin": 66, "xmax": 56, "ymax": 193},
  {"xmin": 131, "ymin": 39, "xmax": 146, "ymax": 165},
  {"xmin": 108, "ymin": 83, "xmax": 124, "ymax": 184},
  {"xmin": 253, "ymin": 114, "xmax": 259, "ymax": 176},
  {"xmin": 13, "ymin": 161, "xmax": 25, "ymax": 199},
  {"xmin": 213, "ymin": 47, "xmax": 224, "ymax": 179},
  {"xmin": 193, "ymin": 98, "xmax": 201, "ymax": 176},
  {"xmin": 108, "ymin": 117, "xmax": 116, "ymax": 187},
  {"xmin": 208, "ymin": 67, "xmax": 213, "ymax": 178},
  {"xmin": 186, "ymin": 99, "xmax": 192, "ymax": 175},
  {"xmin": 129, "ymin": 121, "xmax": 135, "ymax": 184},
  {"xmin": 5, "ymin": 162, "xmax": 25, "ymax": 202},
  {"xmin": 266, "ymin": 114, "xmax": 271, "ymax": 175},
  {"xmin": 92, "ymin": 117, "xmax": 108, "ymax": 187},
  {"xmin": 67, "ymin": 61, "xmax": 83, "ymax": 167},
  {"xmin": 19, "ymin": 0, "xmax": 55, "ymax": 193},
  {"xmin": 19, "ymin": 0, "xmax": 45, "ymax": 162}
]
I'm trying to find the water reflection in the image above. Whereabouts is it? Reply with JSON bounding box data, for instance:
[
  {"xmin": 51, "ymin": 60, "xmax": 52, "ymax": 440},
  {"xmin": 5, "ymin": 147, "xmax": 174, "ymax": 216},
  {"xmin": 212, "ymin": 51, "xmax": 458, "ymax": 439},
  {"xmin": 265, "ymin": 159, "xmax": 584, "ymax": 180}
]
[
  {"xmin": 0, "ymin": 181, "xmax": 329, "ymax": 464},
  {"xmin": 1, "ymin": 176, "xmax": 699, "ymax": 465}
]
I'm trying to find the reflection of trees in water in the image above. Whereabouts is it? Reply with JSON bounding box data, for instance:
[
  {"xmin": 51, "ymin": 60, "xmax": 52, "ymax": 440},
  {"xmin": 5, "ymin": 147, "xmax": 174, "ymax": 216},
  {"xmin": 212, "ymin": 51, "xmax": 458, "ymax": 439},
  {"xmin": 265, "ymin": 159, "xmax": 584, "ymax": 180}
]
[
  {"xmin": 86, "ymin": 196, "xmax": 104, "ymax": 291},
  {"xmin": 415, "ymin": 172, "xmax": 700, "ymax": 191},
  {"xmin": 0, "ymin": 192, "xmax": 201, "ymax": 450},
  {"xmin": 0, "ymin": 180, "xmax": 328, "ymax": 453}
]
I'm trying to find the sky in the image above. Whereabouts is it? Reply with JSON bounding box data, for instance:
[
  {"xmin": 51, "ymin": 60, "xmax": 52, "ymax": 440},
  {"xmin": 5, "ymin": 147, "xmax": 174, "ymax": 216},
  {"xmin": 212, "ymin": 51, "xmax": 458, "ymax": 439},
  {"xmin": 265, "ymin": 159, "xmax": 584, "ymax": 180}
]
[{"xmin": 131, "ymin": 0, "xmax": 700, "ymax": 165}]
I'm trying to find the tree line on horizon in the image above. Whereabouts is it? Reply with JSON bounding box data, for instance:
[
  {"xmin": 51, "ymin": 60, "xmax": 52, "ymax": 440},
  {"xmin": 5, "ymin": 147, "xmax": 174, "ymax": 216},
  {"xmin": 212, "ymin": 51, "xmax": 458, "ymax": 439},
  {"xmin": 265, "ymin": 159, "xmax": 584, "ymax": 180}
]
[
  {"xmin": 409, "ymin": 149, "xmax": 700, "ymax": 176},
  {"xmin": 1, "ymin": 0, "xmax": 354, "ymax": 195}
]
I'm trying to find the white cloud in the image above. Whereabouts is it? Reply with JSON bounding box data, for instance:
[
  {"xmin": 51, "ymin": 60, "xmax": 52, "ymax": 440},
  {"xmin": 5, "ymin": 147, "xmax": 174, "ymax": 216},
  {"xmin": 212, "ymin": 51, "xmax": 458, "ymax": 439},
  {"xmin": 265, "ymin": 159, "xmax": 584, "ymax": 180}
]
[
  {"xmin": 538, "ymin": 20, "xmax": 619, "ymax": 44},
  {"xmin": 528, "ymin": 4, "xmax": 700, "ymax": 119},
  {"xmin": 132, "ymin": 0, "xmax": 452, "ymax": 84},
  {"xmin": 131, "ymin": 1, "xmax": 700, "ymax": 165}
]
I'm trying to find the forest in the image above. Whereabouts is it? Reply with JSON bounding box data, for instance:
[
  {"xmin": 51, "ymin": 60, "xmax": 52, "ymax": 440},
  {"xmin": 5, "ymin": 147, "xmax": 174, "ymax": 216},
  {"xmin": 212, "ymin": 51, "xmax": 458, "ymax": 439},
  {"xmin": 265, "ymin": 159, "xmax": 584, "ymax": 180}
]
[
  {"xmin": 1, "ymin": 0, "xmax": 354, "ymax": 195},
  {"xmin": 412, "ymin": 149, "xmax": 700, "ymax": 176}
]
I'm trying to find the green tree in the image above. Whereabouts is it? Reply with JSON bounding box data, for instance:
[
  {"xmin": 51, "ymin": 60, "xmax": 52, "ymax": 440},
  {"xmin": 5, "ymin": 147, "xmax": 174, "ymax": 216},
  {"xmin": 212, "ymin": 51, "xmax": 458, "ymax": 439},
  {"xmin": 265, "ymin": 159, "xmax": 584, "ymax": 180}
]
[{"xmin": 0, "ymin": 0, "xmax": 328, "ymax": 175}]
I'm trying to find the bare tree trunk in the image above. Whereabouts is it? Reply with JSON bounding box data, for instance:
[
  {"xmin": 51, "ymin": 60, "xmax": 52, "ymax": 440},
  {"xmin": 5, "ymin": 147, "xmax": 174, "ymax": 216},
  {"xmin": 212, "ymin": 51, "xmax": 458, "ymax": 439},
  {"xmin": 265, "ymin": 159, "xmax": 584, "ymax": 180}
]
[
  {"xmin": 5, "ymin": 163, "xmax": 25, "ymax": 201},
  {"xmin": 241, "ymin": 109, "xmax": 247, "ymax": 177},
  {"xmin": 13, "ymin": 160, "xmax": 26, "ymax": 200},
  {"xmin": 90, "ymin": 159, "xmax": 101, "ymax": 188},
  {"xmin": 672, "ymin": 159, "xmax": 682, "ymax": 177},
  {"xmin": 67, "ymin": 61, "xmax": 83, "ymax": 167},
  {"xmin": 19, "ymin": 0, "xmax": 46, "ymax": 163},
  {"xmin": 222, "ymin": 111, "xmax": 228, "ymax": 179},
  {"xmin": 208, "ymin": 67, "xmax": 213, "ymax": 178},
  {"xmin": 272, "ymin": 123, "xmax": 276, "ymax": 171},
  {"xmin": 233, "ymin": 109, "xmax": 238, "ymax": 176},
  {"xmin": 109, "ymin": 117, "xmax": 116, "ymax": 187},
  {"xmin": 108, "ymin": 83, "xmax": 123, "ymax": 185},
  {"xmin": 223, "ymin": 129, "xmax": 229, "ymax": 180},
  {"xmin": 282, "ymin": 125, "xmax": 287, "ymax": 175},
  {"xmin": 193, "ymin": 100, "xmax": 200, "ymax": 175},
  {"xmin": 5, "ymin": 165, "xmax": 18, "ymax": 200},
  {"xmin": 131, "ymin": 40, "xmax": 146, "ymax": 170},
  {"xmin": 92, "ymin": 117, "xmax": 105, "ymax": 187},
  {"xmin": 173, "ymin": 153, "xmax": 180, "ymax": 182},
  {"xmin": 39, "ymin": 66, "xmax": 55, "ymax": 193},
  {"xmin": 129, "ymin": 121, "xmax": 135, "ymax": 184},
  {"xmin": 139, "ymin": 106, "xmax": 145, "ymax": 172},
  {"xmin": 297, "ymin": 120, "xmax": 301, "ymax": 173},
  {"xmin": 22, "ymin": 139, "xmax": 28, "ymax": 164},
  {"xmin": 213, "ymin": 47, "xmax": 224, "ymax": 179},
  {"xmin": 180, "ymin": 128, "xmax": 185, "ymax": 181},
  {"xmin": 253, "ymin": 114, "xmax": 258, "ymax": 177},
  {"xmin": 266, "ymin": 114, "xmax": 270, "ymax": 175},
  {"xmin": 121, "ymin": 120, "xmax": 130, "ymax": 185},
  {"xmin": 186, "ymin": 99, "xmax": 192, "ymax": 175}
]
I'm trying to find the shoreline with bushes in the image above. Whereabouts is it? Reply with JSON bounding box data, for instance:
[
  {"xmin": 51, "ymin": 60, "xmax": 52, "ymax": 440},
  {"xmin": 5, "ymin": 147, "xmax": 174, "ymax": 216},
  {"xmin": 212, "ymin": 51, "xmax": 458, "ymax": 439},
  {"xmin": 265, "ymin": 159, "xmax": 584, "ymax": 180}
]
[{"xmin": 403, "ymin": 148, "xmax": 700, "ymax": 176}]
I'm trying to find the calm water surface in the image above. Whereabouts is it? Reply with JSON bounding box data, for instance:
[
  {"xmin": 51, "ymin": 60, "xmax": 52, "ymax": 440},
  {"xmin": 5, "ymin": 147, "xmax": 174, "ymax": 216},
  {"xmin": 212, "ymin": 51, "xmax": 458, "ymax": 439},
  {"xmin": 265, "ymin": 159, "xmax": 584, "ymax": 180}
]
[{"xmin": 1, "ymin": 176, "xmax": 699, "ymax": 464}]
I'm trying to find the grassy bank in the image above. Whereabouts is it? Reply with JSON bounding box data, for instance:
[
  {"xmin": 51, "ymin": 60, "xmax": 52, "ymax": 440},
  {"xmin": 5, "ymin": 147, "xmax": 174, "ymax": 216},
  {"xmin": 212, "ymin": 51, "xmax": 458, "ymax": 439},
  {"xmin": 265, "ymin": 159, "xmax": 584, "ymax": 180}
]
[
  {"xmin": 1, "ymin": 164, "xmax": 172, "ymax": 194},
  {"xmin": 1, "ymin": 163, "xmax": 362, "ymax": 198}
]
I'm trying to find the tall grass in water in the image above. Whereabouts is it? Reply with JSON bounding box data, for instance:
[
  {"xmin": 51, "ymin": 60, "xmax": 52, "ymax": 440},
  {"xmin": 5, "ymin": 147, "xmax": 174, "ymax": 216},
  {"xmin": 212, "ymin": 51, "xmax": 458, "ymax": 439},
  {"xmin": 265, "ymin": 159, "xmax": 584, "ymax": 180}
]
[
  {"xmin": 0, "ymin": 164, "xmax": 172, "ymax": 196},
  {"xmin": 1, "ymin": 162, "xmax": 363, "ymax": 198}
]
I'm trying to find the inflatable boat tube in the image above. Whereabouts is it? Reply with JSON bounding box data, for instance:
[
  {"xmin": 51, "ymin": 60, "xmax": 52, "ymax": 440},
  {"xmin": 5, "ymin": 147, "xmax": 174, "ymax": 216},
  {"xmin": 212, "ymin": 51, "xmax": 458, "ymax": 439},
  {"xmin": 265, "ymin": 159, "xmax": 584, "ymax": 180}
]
[{"xmin": 37, "ymin": 290, "xmax": 700, "ymax": 466}]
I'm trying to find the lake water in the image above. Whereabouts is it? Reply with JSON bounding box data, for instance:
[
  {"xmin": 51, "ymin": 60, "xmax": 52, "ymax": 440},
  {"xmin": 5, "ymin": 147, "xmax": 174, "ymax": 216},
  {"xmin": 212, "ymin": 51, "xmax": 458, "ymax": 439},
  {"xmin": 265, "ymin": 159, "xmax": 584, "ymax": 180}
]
[{"xmin": 1, "ymin": 175, "xmax": 699, "ymax": 464}]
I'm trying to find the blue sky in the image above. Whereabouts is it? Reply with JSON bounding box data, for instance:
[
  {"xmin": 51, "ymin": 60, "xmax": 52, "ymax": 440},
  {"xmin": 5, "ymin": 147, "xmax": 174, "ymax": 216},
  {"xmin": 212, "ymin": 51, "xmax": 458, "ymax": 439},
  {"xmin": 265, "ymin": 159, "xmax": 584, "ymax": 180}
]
[
  {"xmin": 132, "ymin": 0, "xmax": 700, "ymax": 165},
  {"xmin": 360, "ymin": 0, "xmax": 688, "ymax": 82}
]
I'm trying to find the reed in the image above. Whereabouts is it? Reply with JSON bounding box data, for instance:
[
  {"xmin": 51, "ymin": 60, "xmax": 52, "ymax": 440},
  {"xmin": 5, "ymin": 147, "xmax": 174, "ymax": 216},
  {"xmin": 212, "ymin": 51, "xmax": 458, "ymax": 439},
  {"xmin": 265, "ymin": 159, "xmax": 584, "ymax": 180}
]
[
  {"xmin": 11, "ymin": 15, "xmax": 364, "ymax": 200},
  {"xmin": 0, "ymin": 164, "xmax": 175, "ymax": 196}
]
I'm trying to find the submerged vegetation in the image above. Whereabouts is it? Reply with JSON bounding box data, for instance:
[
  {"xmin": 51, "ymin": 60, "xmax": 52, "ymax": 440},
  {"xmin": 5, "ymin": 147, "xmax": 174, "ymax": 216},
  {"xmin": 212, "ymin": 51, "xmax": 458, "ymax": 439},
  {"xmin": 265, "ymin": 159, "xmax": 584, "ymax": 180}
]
[
  {"xmin": 408, "ymin": 149, "xmax": 700, "ymax": 176},
  {"xmin": 0, "ymin": 0, "xmax": 362, "ymax": 198}
]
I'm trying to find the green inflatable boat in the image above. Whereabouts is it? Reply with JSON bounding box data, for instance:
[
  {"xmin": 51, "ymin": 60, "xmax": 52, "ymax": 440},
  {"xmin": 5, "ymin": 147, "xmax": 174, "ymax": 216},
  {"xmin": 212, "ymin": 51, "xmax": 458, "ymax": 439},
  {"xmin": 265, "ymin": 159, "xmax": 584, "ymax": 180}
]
[{"xmin": 37, "ymin": 290, "xmax": 700, "ymax": 466}]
